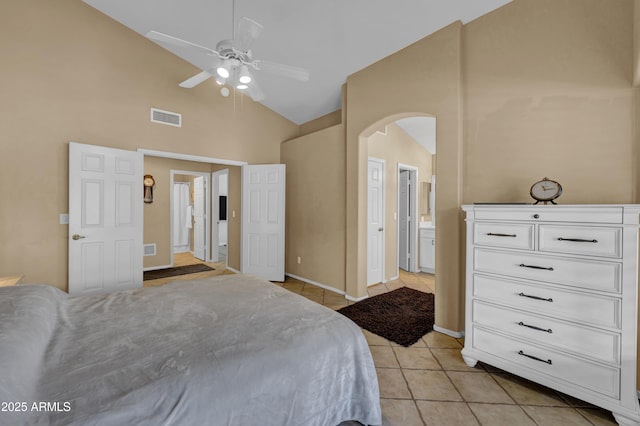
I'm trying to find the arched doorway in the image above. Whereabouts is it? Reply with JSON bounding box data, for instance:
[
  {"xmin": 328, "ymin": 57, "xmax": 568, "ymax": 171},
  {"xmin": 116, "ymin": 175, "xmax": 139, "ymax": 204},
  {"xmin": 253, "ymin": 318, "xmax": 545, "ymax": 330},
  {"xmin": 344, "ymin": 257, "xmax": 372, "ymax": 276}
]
[
  {"xmin": 347, "ymin": 111, "xmax": 464, "ymax": 337},
  {"xmin": 363, "ymin": 115, "xmax": 436, "ymax": 291}
]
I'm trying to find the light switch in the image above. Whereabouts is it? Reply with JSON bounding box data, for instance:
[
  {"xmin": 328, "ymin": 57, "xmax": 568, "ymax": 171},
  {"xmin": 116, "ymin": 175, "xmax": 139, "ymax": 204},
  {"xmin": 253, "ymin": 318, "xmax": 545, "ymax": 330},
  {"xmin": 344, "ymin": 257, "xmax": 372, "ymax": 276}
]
[{"xmin": 60, "ymin": 213, "xmax": 69, "ymax": 225}]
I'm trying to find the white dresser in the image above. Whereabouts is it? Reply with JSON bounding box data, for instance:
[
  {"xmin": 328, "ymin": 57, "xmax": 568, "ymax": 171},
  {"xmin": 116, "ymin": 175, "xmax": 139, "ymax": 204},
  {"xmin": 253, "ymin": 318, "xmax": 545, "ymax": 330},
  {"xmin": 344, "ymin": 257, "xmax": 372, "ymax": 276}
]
[{"xmin": 461, "ymin": 205, "xmax": 640, "ymax": 425}]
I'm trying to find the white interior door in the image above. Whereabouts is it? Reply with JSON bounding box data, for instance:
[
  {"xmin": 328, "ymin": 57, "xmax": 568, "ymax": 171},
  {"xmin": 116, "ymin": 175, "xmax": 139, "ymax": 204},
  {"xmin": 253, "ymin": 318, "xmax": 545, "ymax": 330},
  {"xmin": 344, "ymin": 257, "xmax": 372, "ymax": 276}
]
[
  {"xmin": 399, "ymin": 170, "xmax": 410, "ymax": 271},
  {"xmin": 368, "ymin": 158, "xmax": 385, "ymax": 286},
  {"xmin": 241, "ymin": 164, "xmax": 285, "ymax": 281},
  {"xmin": 193, "ymin": 176, "xmax": 206, "ymax": 260},
  {"xmin": 68, "ymin": 142, "xmax": 143, "ymax": 296}
]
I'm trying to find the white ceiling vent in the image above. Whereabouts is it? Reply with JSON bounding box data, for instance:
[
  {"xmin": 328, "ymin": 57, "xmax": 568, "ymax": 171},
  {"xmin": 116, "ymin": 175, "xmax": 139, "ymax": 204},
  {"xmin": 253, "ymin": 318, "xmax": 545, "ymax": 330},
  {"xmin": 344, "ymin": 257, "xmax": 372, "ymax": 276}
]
[{"xmin": 150, "ymin": 108, "xmax": 181, "ymax": 127}]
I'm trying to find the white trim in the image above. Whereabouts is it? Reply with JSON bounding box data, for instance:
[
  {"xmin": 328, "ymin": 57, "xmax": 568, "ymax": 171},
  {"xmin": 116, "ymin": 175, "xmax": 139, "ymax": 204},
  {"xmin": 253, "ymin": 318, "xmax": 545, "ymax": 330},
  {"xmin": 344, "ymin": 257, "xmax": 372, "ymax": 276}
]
[
  {"xmin": 285, "ymin": 273, "xmax": 346, "ymax": 295},
  {"xmin": 433, "ymin": 325, "xmax": 465, "ymax": 339},
  {"xmin": 345, "ymin": 293, "xmax": 369, "ymax": 302},
  {"xmin": 139, "ymin": 148, "xmax": 248, "ymax": 166},
  {"xmin": 388, "ymin": 275, "xmax": 399, "ymax": 281},
  {"xmin": 226, "ymin": 266, "xmax": 241, "ymax": 274},
  {"xmin": 143, "ymin": 263, "xmax": 173, "ymax": 272}
]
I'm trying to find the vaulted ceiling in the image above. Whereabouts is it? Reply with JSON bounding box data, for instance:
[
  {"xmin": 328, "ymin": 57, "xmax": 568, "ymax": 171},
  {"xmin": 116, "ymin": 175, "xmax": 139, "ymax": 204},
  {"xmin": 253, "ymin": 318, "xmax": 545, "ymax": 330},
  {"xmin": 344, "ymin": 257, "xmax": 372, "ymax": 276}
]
[{"xmin": 83, "ymin": 0, "xmax": 512, "ymax": 125}]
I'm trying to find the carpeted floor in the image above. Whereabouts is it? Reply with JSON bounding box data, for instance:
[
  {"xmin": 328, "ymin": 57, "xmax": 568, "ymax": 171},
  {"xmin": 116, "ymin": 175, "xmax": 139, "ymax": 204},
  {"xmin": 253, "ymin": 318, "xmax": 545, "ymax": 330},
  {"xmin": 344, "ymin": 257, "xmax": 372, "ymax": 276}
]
[
  {"xmin": 337, "ymin": 287, "xmax": 434, "ymax": 347},
  {"xmin": 143, "ymin": 264, "xmax": 214, "ymax": 281}
]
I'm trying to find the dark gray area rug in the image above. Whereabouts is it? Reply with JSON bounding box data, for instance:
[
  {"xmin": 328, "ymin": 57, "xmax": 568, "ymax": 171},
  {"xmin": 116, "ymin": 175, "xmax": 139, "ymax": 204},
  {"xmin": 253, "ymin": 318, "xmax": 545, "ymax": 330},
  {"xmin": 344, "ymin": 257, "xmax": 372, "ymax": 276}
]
[
  {"xmin": 143, "ymin": 264, "xmax": 214, "ymax": 281},
  {"xmin": 338, "ymin": 287, "xmax": 435, "ymax": 347}
]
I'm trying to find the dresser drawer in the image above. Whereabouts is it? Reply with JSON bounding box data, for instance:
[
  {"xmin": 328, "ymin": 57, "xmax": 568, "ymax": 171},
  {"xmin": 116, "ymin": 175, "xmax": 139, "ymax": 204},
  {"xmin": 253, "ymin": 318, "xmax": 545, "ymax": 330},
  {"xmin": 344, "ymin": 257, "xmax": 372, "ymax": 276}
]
[
  {"xmin": 473, "ymin": 274, "xmax": 620, "ymax": 329},
  {"xmin": 472, "ymin": 301, "xmax": 620, "ymax": 364},
  {"xmin": 473, "ymin": 327, "xmax": 620, "ymax": 399},
  {"xmin": 474, "ymin": 222, "xmax": 534, "ymax": 250},
  {"xmin": 474, "ymin": 249, "xmax": 621, "ymax": 293},
  {"xmin": 473, "ymin": 207, "xmax": 623, "ymax": 224},
  {"xmin": 539, "ymin": 225, "xmax": 621, "ymax": 258}
]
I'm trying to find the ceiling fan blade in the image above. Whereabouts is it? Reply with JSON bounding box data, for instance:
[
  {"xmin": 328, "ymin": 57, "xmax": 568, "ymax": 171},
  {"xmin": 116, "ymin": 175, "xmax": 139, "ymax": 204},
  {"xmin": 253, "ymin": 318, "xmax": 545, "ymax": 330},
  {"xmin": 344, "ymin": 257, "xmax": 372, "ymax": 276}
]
[
  {"xmin": 245, "ymin": 80, "xmax": 265, "ymax": 102},
  {"xmin": 234, "ymin": 17, "xmax": 263, "ymax": 53},
  {"xmin": 146, "ymin": 30, "xmax": 219, "ymax": 58},
  {"xmin": 253, "ymin": 59, "xmax": 310, "ymax": 82},
  {"xmin": 179, "ymin": 70, "xmax": 214, "ymax": 88}
]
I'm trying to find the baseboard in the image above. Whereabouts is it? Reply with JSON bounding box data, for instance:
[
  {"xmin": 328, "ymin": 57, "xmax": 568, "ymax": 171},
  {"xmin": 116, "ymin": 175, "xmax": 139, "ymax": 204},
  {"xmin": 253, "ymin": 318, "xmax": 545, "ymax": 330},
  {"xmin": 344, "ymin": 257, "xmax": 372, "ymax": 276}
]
[
  {"xmin": 433, "ymin": 325, "xmax": 465, "ymax": 339},
  {"xmin": 345, "ymin": 294, "xmax": 369, "ymax": 302},
  {"xmin": 225, "ymin": 266, "xmax": 240, "ymax": 274},
  {"xmin": 285, "ymin": 273, "xmax": 345, "ymax": 295},
  {"xmin": 388, "ymin": 275, "xmax": 399, "ymax": 282},
  {"xmin": 143, "ymin": 264, "xmax": 173, "ymax": 272}
]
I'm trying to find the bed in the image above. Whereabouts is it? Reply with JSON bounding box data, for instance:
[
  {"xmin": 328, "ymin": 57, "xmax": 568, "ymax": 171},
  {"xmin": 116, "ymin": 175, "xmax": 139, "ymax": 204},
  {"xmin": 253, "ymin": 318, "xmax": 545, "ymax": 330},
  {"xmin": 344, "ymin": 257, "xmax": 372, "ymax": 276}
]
[{"xmin": 0, "ymin": 274, "xmax": 381, "ymax": 426}]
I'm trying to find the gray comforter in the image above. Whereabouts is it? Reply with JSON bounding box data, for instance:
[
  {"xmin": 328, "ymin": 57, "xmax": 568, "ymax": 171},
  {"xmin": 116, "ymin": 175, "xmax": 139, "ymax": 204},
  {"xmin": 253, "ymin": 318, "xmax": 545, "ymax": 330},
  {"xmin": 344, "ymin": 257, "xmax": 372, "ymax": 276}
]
[{"xmin": 0, "ymin": 275, "xmax": 381, "ymax": 425}]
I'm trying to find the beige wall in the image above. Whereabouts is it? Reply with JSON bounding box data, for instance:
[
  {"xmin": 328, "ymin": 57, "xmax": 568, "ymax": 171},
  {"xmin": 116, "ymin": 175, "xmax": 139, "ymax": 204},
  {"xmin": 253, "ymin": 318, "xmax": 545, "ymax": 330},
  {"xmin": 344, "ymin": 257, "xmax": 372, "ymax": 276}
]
[
  {"xmin": 367, "ymin": 123, "xmax": 433, "ymax": 281},
  {"xmin": 0, "ymin": 0, "xmax": 298, "ymax": 290},
  {"xmin": 281, "ymin": 125, "xmax": 346, "ymax": 292},
  {"xmin": 344, "ymin": 21, "xmax": 464, "ymax": 332},
  {"xmin": 299, "ymin": 110, "xmax": 342, "ymax": 136},
  {"xmin": 463, "ymin": 0, "xmax": 634, "ymax": 204}
]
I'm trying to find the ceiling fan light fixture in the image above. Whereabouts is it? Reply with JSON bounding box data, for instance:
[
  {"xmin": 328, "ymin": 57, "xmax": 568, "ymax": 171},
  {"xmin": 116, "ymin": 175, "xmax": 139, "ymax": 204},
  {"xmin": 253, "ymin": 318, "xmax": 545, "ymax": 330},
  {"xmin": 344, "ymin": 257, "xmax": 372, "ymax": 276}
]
[
  {"xmin": 236, "ymin": 83, "xmax": 249, "ymax": 90},
  {"xmin": 238, "ymin": 65, "xmax": 252, "ymax": 84},
  {"xmin": 215, "ymin": 76, "xmax": 226, "ymax": 86},
  {"xmin": 216, "ymin": 60, "xmax": 231, "ymax": 79}
]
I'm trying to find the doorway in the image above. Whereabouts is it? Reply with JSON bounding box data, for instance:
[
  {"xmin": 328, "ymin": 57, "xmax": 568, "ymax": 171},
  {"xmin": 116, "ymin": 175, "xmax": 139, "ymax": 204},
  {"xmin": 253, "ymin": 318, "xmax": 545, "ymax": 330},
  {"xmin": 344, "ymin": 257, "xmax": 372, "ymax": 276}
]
[
  {"xmin": 397, "ymin": 165, "xmax": 418, "ymax": 273},
  {"xmin": 212, "ymin": 169, "xmax": 229, "ymax": 266},
  {"xmin": 172, "ymin": 181, "xmax": 191, "ymax": 254},
  {"xmin": 363, "ymin": 116, "xmax": 436, "ymax": 294},
  {"xmin": 170, "ymin": 170, "xmax": 210, "ymax": 265}
]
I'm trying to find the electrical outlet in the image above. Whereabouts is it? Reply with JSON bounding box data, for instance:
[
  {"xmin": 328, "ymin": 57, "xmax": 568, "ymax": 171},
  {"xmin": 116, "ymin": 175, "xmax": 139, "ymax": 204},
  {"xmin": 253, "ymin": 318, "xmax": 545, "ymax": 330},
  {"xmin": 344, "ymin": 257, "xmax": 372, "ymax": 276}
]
[
  {"xmin": 297, "ymin": 256, "xmax": 302, "ymax": 264},
  {"xmin": 59, "ymin": 213, "xmax": 69, "ymax": 225}
]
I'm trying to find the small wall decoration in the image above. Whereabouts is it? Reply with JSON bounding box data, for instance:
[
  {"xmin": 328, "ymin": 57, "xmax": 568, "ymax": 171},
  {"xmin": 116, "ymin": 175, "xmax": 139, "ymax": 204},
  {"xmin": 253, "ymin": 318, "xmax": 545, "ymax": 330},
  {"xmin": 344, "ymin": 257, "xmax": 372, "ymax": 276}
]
[{"xmin": 143, "ymin": 174, "xmax": 155, "ymax": 203}]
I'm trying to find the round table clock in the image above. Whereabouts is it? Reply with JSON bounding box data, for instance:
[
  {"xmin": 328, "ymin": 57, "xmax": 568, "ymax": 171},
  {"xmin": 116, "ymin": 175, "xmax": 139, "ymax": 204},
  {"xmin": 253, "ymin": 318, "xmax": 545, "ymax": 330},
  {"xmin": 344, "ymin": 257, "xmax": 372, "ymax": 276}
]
[{"xmin": 530, "ymin": 177, "xmax": 562, "ymax": 205}]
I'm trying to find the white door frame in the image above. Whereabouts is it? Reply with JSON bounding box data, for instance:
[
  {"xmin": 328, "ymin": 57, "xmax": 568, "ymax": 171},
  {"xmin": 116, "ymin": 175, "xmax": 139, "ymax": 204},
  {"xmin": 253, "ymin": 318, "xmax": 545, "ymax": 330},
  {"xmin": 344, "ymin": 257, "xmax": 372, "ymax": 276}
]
[
  {"xmin": 397, "ymin": 163, "xmax": 419, "ymax": 274},
  {"xmin": 367, "ymin": 157, "xmax": 386, "ymax": 286},
  {"xmin": 212, "ymin": 169, "xmax": 229, "ymax": 265},
  {"xmin": 170, "ymin": 170, "xmax": 211, "ymax": 264}
]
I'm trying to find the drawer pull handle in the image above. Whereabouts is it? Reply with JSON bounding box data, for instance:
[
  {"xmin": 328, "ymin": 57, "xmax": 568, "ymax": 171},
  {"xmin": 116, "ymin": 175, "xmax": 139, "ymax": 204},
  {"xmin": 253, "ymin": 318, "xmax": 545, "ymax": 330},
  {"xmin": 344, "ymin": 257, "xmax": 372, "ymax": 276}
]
[
  {"xmin": 487, "ymin": 232, "xmax": 517, "ymax": 237},
  {"xmin": 518, "ymin": 321, "xmax": 553, "ymax": 333},
  {"xmin": 519, "ymin": 263, "xmax": 554, "ymax": 271},
  {"xmin": 518, "ymin": 292, "xmax": 553, "ymax": 302},
  {"xmin": 518, "ymin": 350, "xmax": 552, "ymax": 365},
  {"xmin": 557, "ymin": 237, "xmax": 598, "ymax": 243}
]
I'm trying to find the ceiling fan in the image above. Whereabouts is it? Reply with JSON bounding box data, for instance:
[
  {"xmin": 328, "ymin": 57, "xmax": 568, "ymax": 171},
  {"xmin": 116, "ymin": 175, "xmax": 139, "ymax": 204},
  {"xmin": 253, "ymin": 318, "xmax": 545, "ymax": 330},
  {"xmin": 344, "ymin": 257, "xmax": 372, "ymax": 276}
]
[{"xmin": 146, "ymin": 16, "xmax": 310, "ymax": 101}]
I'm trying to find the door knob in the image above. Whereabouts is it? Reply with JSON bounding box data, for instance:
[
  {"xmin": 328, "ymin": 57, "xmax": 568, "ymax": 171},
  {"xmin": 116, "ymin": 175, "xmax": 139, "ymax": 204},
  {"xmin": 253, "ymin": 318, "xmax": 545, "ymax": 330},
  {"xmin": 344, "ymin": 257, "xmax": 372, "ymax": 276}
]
[
  {"xmin": 72, "ymin": 234, "xmax": 86, "ymax": 240},
  {"xmin": 378, "ymin": 227, "xmax": 384, "ymax": 232}
]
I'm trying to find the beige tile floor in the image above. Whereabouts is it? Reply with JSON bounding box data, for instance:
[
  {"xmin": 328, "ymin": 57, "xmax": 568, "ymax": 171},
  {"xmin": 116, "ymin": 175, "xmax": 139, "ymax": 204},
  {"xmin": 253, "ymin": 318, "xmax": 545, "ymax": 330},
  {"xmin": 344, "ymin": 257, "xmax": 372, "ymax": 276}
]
[{"xmin": 145, "ymin": 255, "xmax": 618, "ymax": 426}]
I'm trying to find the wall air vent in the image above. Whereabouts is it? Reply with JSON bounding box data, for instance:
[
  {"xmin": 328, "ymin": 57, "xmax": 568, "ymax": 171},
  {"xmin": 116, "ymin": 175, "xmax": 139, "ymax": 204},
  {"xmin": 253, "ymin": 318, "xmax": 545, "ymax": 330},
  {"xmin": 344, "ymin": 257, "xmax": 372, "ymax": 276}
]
[
  {"xmin": 150, "ymin": 108, "xmax": 181, "ymax": 127},
  {"xmin": 144, "ymin": 243, "xmax": 157, "ymax": 256}
]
